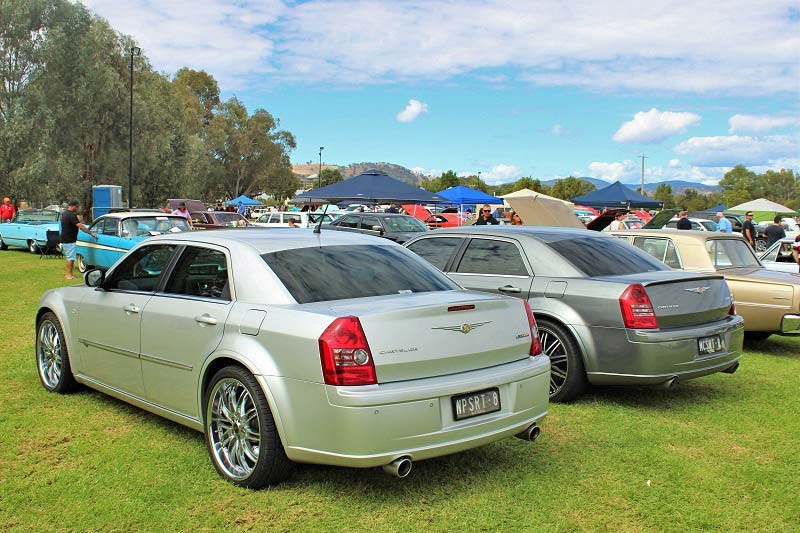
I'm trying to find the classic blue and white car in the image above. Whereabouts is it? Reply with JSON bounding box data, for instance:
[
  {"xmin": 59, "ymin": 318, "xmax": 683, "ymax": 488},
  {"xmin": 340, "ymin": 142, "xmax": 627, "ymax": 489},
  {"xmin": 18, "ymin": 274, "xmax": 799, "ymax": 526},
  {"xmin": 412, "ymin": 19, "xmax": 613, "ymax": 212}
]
[
  {"xmin": 0, "ymin": 209, "xmax": 61, "ymax": 253},
  {"xmin": 75, "ymin": 211, "xmax": 191, "ymax": 272}
]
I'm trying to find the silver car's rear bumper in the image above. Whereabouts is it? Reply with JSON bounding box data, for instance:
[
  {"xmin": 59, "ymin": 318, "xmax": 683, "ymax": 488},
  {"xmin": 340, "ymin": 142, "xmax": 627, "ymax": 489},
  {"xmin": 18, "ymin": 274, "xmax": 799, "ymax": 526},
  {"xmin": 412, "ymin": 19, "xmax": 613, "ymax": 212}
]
[
  {"xmin": 578, "ymin": 315, "xmax": 744, "ymax": 386},
  {"xmin": 259, "ymin": 355, "xmax": 550, "ymax": 468}
]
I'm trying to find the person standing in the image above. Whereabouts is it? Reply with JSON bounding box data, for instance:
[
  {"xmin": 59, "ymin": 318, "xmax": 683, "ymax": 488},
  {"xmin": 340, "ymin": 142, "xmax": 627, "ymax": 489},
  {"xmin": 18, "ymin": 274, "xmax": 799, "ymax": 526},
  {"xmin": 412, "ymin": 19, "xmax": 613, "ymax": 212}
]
[
  {"xmin": 236, "ymin": 202, "xmax": 246, "ymax": 217},
  {"xmin": 764, "ymin": 216, "xmax": 786, "ymax": 247},
  {"xmin": 61, "ymin": 200, "xmax": 96, "ymax": 280},
  {"xmin": 609, "ymin": 212, "xmax": 626, "ymax": 231},
  {"xmin": 676, "ymin": 211, "xmax": 692, "ymax": 230},
  {"xmin": 741, "ymin": 211, "xmax": 756, "ymax": 247},
  {"xmin": 510, "ymin": 211, "xmax": 524, "ymax": 225},
  {"xmin": 385, "ymin": 203, "xmax": 399, "ymax": 214},
  {"xmin": 474, "ymin": 204, "xmax": 499, "ymax": 225},
  {"xmin": 793, "ymin": 235, "xmax": 800, "ymax": 273},
  {"xmin": 1, "ymin": 197, "xmax": 15, "ymax": 222},
  {"xmin": 715, "ymin": 212, "xmax": 732, "ymax": 233}
]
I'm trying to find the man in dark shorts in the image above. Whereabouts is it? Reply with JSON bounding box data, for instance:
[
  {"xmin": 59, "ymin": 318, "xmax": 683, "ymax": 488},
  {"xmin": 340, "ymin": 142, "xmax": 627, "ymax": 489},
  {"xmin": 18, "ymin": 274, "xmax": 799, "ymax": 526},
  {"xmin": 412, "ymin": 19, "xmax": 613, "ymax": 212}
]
[
  {"xmin": 763, "ymin": 215, "xmax": 786, "ymax": 247},
  {"xmin": 61, "ymin": 200, "xmax": 96, "ymax": 280},
  {"xmin": 741, "ymin": 211, "xmax": 756, "ymax": 248}
]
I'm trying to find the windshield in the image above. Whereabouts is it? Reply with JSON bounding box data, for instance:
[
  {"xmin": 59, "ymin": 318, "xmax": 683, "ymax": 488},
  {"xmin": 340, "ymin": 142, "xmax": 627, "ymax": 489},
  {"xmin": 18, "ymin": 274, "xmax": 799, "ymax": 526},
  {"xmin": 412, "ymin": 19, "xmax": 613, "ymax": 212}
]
[
  {"xmin": 545, "ymin": 235, "xmax": 669, "ymax": 276},
  {"xmin": 706, "ymin": 239, "xmax": 761, "ymax": 269},
  {"xmin": 121, "ymin": 216, "xmax": 191, "ymax": 237},
  {"xmin": 308, "ymin": 213, "xmax": 334, "ymax": 224},
  {"xmin": 262, "ymin": 244, "xmax": 458, "ymax": 304},
  {"xmin": 213, "ymin": 213, "xmax": 249, "ymax": 226},
  {"xmin": 700, "ymin": 221, "xmax": 717, "ymax": 231},
  {"xmin": 14, "ymin": 209, "xmax": 59, "ymax": 224},
  {"xmin": 624, "ymin": 220, "xmax": 643, "ymax": 229},
  {"xmin": 383, "ymin": 216, "xmax": 428, "ymax": 232}
]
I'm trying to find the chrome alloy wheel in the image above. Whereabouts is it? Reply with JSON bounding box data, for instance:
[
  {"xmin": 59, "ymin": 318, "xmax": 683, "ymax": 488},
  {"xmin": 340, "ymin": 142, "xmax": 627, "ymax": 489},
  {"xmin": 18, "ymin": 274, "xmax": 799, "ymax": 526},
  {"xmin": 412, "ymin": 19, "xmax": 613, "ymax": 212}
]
[
  {"xmin": 539, "ymin": 326, "xmax": 568, "ymax": 396},
  {"xmin": 207, "ymin": 378, "xmax": 261, "ymax": 480},
  {"xmin": 37, "ymin": 320, "xmax": 63, "ymax": 388}
]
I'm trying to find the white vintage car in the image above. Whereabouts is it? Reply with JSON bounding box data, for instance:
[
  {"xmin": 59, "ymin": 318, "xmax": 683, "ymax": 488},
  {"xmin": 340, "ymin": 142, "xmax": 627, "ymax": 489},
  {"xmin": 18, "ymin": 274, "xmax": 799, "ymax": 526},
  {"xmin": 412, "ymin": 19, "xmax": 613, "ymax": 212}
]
[
  {"xmin": 759, "ymin": 237, "xmax": 800, "ymax": 273},
  {"xmin": 36, "ymin": 229, "xmax": 550, "ymax": 488}
]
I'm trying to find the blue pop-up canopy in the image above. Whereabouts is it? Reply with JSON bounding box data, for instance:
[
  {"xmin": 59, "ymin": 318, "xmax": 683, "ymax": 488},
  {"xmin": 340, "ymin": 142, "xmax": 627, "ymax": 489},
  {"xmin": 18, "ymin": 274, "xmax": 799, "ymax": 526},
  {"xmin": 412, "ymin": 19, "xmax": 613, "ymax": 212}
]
[
  {"xmin": 708, "ymin": 204, "xmax": 728, "ymax": 212},
  {"xmin": 437, "ymin": 186, "xmax": 502, "ymax": 205},
  {"xmin": 225, "ymin": 194, "xmax": 261, "ymax": 206},
  {"xmin": 571, "ymin": 181, "xmax": 662, "ymax": 209},
  {"xmin": 294, "ymin": 168, "xmax": 445, "ymax": 204}
]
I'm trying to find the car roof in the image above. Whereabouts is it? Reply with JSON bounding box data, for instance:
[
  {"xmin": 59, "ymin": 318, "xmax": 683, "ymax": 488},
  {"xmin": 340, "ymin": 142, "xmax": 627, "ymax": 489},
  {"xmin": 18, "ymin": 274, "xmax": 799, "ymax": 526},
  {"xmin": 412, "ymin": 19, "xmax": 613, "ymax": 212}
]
[
  {"xmin": 418, "ymin": 225, "xmax": 611, "ymax": 242},
  {"xmin": 99, "ymin": 211, "xmax": 183, "ymax": 219},
  {"xmin": 148, "ymin": 227, "xmax": 397, "ymax": 254},
  {"xmin": 613, "ymin": 229, "xmax": 745, "ymax": 241},
  {"xmin": 339, "ymin": 212, "xmax": 414, "ymax": 218}
]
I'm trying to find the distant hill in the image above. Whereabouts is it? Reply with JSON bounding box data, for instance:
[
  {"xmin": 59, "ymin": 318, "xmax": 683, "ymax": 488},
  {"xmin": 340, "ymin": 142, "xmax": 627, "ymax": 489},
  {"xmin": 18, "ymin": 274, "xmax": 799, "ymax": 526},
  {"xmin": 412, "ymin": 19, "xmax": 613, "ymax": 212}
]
[
  {"xmin": 541, "ymin": 176, "xmax": 608, "ymax": 189},
  {"xmin": 292, "ymin": 162, "xmax": 422, "ymax": 185},
  {"xmin": 542, "ymin": 176, "xmax": 718, "ymax": 194}
]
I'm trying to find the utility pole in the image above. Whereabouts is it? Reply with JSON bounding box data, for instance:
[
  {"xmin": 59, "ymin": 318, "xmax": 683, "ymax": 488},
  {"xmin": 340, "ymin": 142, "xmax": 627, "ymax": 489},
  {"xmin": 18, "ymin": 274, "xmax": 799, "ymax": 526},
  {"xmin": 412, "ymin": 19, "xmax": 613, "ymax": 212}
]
[
  {"xmin": 638, "ymin": 154, "xmax": 648, "ymax": 195},
  {"xmin": 128, "ymin": 46, "xmax": 141, "ymax": 208},
  {"xmin": 318, "ymin": 146, "xmax": 324, "ymax": 188}
]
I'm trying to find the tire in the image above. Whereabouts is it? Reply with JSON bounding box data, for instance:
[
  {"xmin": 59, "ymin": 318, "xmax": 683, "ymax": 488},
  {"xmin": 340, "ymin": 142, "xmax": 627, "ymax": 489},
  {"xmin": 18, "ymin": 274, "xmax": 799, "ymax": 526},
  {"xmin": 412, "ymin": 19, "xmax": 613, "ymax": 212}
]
[
  {"xmin": 28, "ymin": 240, "xmax": 37, "ymax": 253},
  {"xmin": 537, "ymin": 318, "xmax": 587, "ymax": 403},
  {"xmin": 76, "ymin": 255, "xmax": 90, "ymax": 273},
  {"xmin": 0, "ymin": 236, "xmax": 7, "ymax": 250},
  {"xmin": 745, "ymin": 331, "xmax": 772, "ymax": 342},
  {"xmin": 204, "ymin": 365, "xmax": 292, "ymax": 488},
  {"xmin": 36, "ymin": 312, "xmax": 79, "ymax": 394}
]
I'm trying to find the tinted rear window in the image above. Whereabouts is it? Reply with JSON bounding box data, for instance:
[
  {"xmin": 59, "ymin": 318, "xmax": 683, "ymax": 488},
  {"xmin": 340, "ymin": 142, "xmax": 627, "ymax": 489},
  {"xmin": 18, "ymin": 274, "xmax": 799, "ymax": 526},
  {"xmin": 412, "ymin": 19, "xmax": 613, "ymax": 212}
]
[
  {"xmin": 546, "ymin": 236, "xmax": 668, "ymax": 276},
  {"xmin": 262, "ymin": 245, "xmax": 459, "ymax": 304}
]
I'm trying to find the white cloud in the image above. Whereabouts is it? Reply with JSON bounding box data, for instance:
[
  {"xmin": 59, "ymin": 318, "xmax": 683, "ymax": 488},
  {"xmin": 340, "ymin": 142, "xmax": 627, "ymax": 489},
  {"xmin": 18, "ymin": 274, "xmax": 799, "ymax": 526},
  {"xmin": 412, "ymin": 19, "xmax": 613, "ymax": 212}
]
[
  {"xmin": 482, "ymin": 164, "xmax": 521, "ymax": 185},
  {"xmin": 728, "ymin": 114, "xmax": 800, "ymax": 134},
  {"xmin": 668, "ymin": 158, "xmax": 682, "ymax": 167},
  {"xmin": 84, "ymin": 1, "xmax": 799, "ymax": 94},
  {"xmin": 673, "ymin": 134, "xmax": 800, "ymax": 167},
  {"xmin": 550, "ymin": 124, "xmax": 567, "ymax": 137},
  {"xmin": 612, "ymin": 108, "xmax": 701, "ymax": 143},
  {"xmin": 396, "ymin": 99, "xmax": 428, "ymax": 123}
]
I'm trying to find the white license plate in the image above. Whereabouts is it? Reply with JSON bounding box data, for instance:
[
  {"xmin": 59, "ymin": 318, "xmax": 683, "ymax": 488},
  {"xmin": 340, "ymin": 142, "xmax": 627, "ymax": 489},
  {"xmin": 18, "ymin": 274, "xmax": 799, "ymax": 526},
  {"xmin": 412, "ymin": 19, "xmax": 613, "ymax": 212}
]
[
  {"xmin": 698, "ymin": 335, "xmax": 724, "ymax": 355},
  {"xmin": 452, "ymin": 388, "xmax": 501, "ymax": 421}
]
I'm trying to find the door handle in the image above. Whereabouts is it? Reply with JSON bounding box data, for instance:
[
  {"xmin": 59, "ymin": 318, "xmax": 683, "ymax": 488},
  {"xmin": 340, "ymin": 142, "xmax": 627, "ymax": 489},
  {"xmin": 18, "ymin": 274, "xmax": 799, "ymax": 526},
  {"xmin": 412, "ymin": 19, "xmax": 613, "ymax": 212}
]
[
  {"xmin": 195, "ymin": 314, "xmax": 218, "ymax": 326},
  {"xmin": 122, "ymin": 304, "xmax": 140, "ymax": 313},
  {"xmin": 498, "ymin": 285, "xmax": 522, "ymax": 294}
]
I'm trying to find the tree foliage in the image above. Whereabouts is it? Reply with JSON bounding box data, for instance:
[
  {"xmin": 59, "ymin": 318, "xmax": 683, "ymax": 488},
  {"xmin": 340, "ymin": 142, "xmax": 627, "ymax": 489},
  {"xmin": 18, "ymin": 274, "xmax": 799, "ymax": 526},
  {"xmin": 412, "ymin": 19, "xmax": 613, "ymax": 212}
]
[
  {"xmin": 0, "ymin": 0, "xmax": 295, "ymax": 212},
  {"xmin": 550, "ymin": 177, "xmax": 595, "ymax": 200}
]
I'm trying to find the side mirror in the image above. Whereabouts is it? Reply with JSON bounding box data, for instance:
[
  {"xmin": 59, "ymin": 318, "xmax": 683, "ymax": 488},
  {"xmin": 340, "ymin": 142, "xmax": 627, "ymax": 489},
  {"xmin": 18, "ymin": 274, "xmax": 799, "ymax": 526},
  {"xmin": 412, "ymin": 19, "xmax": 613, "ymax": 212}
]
[
  {"xmin": 85, "ymin": 269, "xmax": 105, "ymax": 288},
  {"xmin": 372, "ymin": 225, "xmax": 383, "ymax": 234}
]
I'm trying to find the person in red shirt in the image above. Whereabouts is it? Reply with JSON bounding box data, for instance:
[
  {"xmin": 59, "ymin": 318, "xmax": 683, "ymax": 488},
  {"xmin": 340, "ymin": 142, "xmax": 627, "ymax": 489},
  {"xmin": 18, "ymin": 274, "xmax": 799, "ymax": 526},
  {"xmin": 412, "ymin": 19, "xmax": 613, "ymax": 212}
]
[{"xmin": 0, "ymin": 197, "xmax": 15, "ymax": 222}]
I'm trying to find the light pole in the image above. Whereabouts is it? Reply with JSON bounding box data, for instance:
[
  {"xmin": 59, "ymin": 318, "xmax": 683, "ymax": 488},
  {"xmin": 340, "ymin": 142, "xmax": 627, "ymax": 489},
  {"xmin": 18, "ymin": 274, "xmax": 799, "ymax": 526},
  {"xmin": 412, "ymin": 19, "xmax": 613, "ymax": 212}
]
[
  {"xmin": 318, "ymin": 146, "xmax": 324, "ymax": 188},
  {"xmin": 128, "ymin": 46, "xmax": 141, "ymax": 208}
]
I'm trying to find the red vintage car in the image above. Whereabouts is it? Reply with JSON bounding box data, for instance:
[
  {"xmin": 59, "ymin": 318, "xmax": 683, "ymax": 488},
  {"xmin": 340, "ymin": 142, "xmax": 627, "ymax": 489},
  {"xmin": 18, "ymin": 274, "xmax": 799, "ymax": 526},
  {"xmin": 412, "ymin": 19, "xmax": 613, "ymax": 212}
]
[{"xmin": 402, "ymin": 205, "xmax": 473, "ymax": 228}]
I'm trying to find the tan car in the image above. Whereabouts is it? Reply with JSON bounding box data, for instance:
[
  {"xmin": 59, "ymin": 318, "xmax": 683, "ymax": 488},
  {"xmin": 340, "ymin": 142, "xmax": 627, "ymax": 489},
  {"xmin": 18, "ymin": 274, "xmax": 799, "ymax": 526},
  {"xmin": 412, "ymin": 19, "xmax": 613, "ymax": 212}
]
[{"xmin": 612, "ymin": 229, "xmax": 800, "ymax": 340}]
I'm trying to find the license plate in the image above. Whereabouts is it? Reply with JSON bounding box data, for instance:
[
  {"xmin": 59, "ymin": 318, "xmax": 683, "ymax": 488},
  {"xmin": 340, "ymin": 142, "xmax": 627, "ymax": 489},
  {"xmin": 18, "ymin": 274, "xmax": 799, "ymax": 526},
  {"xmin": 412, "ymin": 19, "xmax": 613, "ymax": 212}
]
[
  {"xmin": 698, "ymin": 335, "xmax": 724, "ymax": 355},
  {"xmin": 452, "ymin": 388, "xmax": 501, "ymax": 421}
]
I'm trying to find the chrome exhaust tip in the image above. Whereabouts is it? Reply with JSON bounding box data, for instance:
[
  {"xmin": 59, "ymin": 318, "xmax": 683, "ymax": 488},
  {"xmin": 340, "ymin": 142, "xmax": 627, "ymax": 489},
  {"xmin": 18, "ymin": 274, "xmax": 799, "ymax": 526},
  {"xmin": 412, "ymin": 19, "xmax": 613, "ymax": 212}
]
[
  {"xmin": 722, "ymin": 362, "xmax": 739, "ymax": 374},
  {"xmin": 382, "ymin": 456, "xmax": 413, "ymax": 478},
  {"xmin": 515, "ymin": 423, "xmax": 541, "ymax": 442},
  {"xmin": 661, "ymin": 377, "xmax": 680, "ymax": 390}
]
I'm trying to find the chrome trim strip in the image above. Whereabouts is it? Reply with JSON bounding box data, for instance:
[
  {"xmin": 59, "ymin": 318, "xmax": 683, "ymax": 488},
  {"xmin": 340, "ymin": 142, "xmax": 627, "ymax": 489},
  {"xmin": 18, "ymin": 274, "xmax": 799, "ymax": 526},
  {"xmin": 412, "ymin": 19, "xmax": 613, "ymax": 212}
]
[
  {"xmin": 139, "ymin": 352, "xmax": 193, "ymax": 371},
  {"xmin": 75, "ymin": 241, "xmax": 129, "ymax": 253},
  {"xmin": 78, "ymin": 338, "xmax": 139, "ymax": 359},
  {"xmin": 451, "ymin": 272, "xmax": 531, "ymax": 279},
  {"xmin": 74, "ymin": 373, "xmax": 203, "ymax": 431},
  {"xmin": 152, "ymin": 292, "xmax": 231, "ymax": 305}
]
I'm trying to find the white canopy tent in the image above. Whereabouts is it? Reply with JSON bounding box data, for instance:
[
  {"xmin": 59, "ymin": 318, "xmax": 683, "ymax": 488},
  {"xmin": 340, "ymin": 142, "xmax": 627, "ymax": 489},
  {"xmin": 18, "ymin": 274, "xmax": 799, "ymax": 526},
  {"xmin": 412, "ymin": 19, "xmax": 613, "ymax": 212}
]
[
  {"xmin": 728, "ymin": 198, "xmax": 796, "ymax": 213},
  {"xmin": 501, "ymin": 189, "xmax": 584, "ymax": 228}
]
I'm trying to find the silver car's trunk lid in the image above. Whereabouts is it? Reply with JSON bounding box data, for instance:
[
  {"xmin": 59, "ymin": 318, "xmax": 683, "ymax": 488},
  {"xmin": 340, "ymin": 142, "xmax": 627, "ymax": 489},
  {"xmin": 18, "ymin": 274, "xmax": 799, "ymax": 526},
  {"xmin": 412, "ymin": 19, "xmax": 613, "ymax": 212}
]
[
  {"xmin": 598, "ymin": 272, "xmax": 731, "ymax": 328},
  {"xmin": 306, "ymin": 290, "xmax": 532, "ymax": 383}
]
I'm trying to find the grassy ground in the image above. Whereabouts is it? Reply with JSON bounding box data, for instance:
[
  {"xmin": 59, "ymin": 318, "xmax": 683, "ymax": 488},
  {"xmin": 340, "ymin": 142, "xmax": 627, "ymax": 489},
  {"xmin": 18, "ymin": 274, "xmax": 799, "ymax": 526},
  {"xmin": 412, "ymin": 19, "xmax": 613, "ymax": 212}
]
[{"xmin": 1, "ymin": 249, "xmax": 798, "ymax": 531}]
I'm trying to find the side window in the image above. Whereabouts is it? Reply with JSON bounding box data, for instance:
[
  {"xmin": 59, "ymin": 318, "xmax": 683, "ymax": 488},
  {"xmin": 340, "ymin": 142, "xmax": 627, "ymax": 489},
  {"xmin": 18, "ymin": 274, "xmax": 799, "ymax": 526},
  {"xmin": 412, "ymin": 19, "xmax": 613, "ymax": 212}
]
[
  {"xmin": 665, "ymin": 221, "xmax": 677, "ymax": 229},
  {"xmin": 337, "ymin": 215, "xmax": 360, "ymax": 228},
  {"xmin": 268, "ymin": 213, "xmax": 280, "ymax": 223},
  {"xmin": 360, "ymin": 216, "xmax": 381, "ymax": 231},
  {"xmin": 91, "ymin": 218, "xmax": 116, "ymax": 236},
  {"xmin": 691, "ymin": 222, "xmax": 702, "ymax": 230},
  {"xmin": 456, "ymin": 239, "xmax": 529, "ymax": 276},
  {"xmin": 163, "ymin": 247, "xmax": 230, "ymax": 301},
  {"xmin": 762, "ymin": 244, "xmax": 780, "ymax": 262},
  {"xmin": 664, "ymin": 240, "xmax": 682, "ymax": 268},
  {"xmin": 105, "ymin": 245, "xmax": 177, "ymax": 292},
  {"xmin": 257, "ymin": 214, "xmax": 269, "ymax": 223},
  {"xmin": 407, "ymin": 237, "xmax": 463, "ymax": 271},
  {"xmin": 120, "ymin": 219, "xmax": 138, "ymax": 238},
  {"xmin": 633, "ymin": 237, "xmax": 667, "ymax": 262}
]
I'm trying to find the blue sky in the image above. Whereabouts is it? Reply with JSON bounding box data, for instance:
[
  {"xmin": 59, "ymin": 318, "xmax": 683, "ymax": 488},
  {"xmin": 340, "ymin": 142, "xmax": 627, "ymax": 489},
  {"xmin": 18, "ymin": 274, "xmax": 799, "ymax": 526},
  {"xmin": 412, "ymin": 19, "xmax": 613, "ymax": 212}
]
[{"xmin": 84, "ymin": 0, "xmax": 799, "ymax": 185}]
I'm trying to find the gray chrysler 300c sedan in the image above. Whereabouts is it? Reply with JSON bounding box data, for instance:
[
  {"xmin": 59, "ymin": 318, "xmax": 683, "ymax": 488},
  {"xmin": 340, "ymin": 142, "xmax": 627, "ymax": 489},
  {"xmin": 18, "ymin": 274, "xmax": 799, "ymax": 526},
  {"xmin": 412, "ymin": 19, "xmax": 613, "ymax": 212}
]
[
  {"xmin": 405, "ymin": 226, "xmax": 744, "ymax": 402},
  {"xmin": 35, "ymin": 229, "xmax": 550, "ymax": 488}
]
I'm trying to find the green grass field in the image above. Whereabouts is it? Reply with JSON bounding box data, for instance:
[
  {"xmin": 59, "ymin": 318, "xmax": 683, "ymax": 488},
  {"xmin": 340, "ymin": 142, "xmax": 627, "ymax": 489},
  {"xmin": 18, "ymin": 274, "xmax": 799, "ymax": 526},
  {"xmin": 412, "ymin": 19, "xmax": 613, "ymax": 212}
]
[{"xmin": 1, "ymin": 250, "xmax": 798, "ymax": 531}]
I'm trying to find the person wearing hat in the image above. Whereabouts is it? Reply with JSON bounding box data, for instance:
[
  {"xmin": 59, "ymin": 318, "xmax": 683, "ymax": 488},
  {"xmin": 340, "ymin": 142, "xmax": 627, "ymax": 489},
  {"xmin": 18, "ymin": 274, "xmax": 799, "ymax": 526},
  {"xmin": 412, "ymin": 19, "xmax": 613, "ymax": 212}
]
[
  {"xmin": 61, "ymin": 200, "xmax": 96, "ymax": 280},
  {"xmin": 1, "ymin": 197, "xmax": 15, "ymax": 223},
  {"xmin": 742, "ymin": 211, "xmax": 756, "ymax": 248}
]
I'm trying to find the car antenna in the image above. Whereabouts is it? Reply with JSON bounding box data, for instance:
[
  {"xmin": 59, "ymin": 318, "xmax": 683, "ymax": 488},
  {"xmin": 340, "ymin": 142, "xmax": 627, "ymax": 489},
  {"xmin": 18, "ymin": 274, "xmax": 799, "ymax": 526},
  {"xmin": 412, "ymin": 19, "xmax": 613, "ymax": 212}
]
[{"xmin": 313, "ymin": 202, "xmax": 329, "ymax": 234}]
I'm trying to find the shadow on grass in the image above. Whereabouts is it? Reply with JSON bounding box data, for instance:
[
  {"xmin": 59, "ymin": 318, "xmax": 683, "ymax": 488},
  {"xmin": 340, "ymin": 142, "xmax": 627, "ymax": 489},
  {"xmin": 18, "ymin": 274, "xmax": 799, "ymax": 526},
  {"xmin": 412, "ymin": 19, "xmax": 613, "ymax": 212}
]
[
  {"xmin": 573, "ymin": 378, "xmax": 737, "ymax": 410},
  {"xmin": 744, "ymin": 336, "xmax": 800, "ymax": 359}
]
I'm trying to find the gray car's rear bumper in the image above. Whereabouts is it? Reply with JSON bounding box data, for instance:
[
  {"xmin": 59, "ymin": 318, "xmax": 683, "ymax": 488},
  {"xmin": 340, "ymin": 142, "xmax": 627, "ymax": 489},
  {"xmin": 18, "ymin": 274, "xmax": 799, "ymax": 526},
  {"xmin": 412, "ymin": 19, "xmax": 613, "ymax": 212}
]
[{"xmin": 576, "ymin": 315, "xmax": 744, "ymax": 386}]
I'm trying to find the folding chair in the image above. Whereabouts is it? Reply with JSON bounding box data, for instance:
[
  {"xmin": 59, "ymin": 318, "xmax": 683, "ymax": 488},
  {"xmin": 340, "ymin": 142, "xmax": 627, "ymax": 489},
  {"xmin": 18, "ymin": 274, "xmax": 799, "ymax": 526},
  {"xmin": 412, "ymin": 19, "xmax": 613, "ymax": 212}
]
[{"xmin": 39, "ymin": 230, "xmax": 61, "ymax": 259}]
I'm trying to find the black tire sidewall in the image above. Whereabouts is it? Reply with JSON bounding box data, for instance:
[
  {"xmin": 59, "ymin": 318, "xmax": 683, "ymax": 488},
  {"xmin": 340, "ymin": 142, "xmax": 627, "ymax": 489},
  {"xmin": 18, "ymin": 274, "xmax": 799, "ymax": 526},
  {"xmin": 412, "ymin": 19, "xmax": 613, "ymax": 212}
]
[
  {"xmin": 36, "ymin": 312, "xmax": 78, "ymax": 394},
  {"xmin": 204, "ymin": 365, "xmax": 292, "ymax": 488},
  {"xmin": 537, "ymin": 318, "xmax": 587, "ymax": 403}
]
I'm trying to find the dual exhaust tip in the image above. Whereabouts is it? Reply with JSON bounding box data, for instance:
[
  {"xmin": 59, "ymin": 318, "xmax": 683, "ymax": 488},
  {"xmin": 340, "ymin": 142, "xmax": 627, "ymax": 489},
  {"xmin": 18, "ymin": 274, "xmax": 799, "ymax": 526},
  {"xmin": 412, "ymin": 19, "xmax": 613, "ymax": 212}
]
[{"xmin": 382, "ymin": 423, "xmax": 542, "ymax": 478}]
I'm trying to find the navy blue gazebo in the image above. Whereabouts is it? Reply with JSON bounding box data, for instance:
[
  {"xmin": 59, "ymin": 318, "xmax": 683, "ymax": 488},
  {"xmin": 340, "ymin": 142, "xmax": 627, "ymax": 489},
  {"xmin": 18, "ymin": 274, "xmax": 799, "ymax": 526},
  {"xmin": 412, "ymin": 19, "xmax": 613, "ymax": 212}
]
[
  {"xmin": 294, "ymin": 168, "xmax": 446, "ymax": 204},
  {"xmin": 571, "ymin": 181, "xmax": 662, "ymax": 209}
]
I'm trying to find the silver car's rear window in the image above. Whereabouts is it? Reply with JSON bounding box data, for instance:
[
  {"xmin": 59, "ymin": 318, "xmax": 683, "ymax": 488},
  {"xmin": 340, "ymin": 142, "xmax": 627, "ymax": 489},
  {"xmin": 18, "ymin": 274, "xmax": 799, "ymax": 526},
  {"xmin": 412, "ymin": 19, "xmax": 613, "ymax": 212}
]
[
  {"xmin": 262, "ymin": 244, "xmax": 459, "ymax": 304},
  {"xmin": 545, "ymin": 236, "xmax": 669, "ymax": 276}
]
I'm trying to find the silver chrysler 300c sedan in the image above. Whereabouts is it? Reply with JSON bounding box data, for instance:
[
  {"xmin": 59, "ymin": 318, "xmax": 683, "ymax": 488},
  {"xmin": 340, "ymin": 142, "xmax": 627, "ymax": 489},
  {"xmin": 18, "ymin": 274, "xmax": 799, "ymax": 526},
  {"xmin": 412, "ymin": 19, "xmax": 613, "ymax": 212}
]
[
  {"xmin": 35, "ymin": 229, "xmax": 550, "ymax": 488},
  {"xmin": 405, "ymin": 226, "xmax": 744, "ymax": 402}
]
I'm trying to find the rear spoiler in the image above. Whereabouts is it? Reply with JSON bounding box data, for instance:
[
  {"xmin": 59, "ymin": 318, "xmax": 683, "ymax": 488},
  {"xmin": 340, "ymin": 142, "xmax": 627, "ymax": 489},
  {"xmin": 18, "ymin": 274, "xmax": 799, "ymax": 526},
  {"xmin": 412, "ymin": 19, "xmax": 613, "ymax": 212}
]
[{"xmin": 640, "ymin": 274, "xmax": 726, "ymax": 287}]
